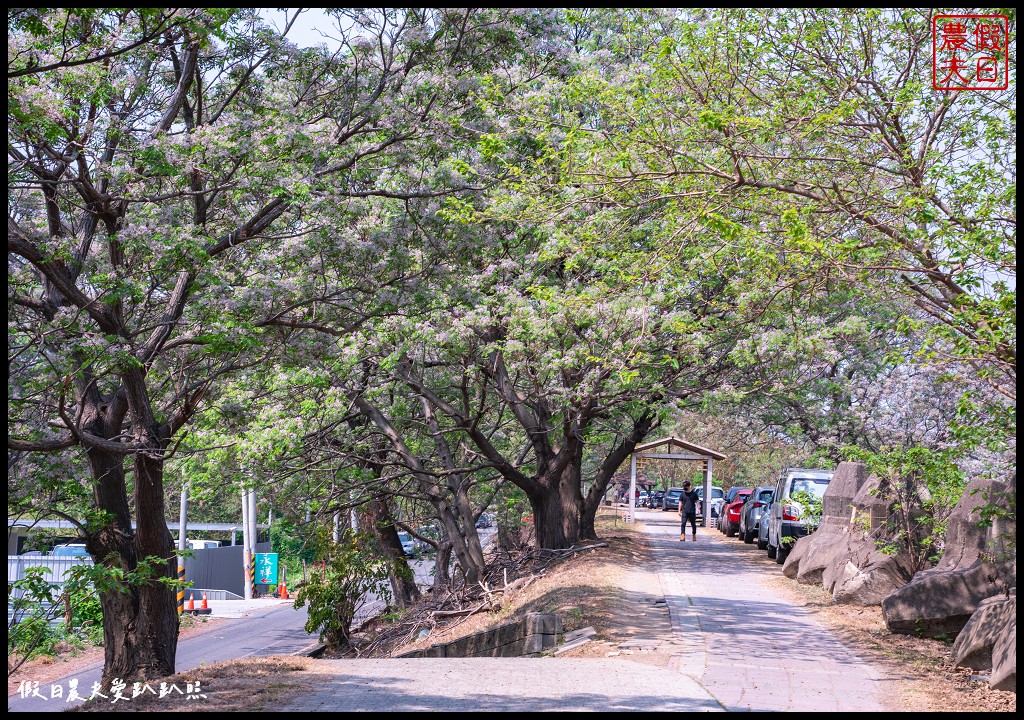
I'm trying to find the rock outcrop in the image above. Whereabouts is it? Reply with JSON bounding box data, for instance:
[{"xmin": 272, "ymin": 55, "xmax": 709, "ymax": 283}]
[
  {"xmin": 881, "ymin": 476, "xmax": 1015, "ymax": 636},
  {"xmin": 781, "ymin": 461, "xmax": 915, "ymax": 605},
  {"xmin": 951, "ymin": 591, "xmax": 1016, "ymax": 692}
]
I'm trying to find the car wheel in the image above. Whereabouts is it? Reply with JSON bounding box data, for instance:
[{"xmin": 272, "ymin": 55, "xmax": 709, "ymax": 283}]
[
  {"xmin": 757, "ymin": 534, "xmax": 768, "ymax": 551},
  {"xmin": 743, "ymin": 528, "xmax": 754, "ymax": 544},
  {"xmin": 766, "ymin": 541, "xmax": 777, "ymax": 559},
  {"xmin": 726, "ymin": 520, "xmax": 736, "ymax": 537},
  {"xmin": 776, "ymin": 543, "xmax": 788, "ymax": 564}
]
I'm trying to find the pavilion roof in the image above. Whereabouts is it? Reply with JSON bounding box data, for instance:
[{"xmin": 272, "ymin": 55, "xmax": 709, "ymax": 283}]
[{"xmin": 632, "ymin": 436, "xmax": 726, "ymax": 461}]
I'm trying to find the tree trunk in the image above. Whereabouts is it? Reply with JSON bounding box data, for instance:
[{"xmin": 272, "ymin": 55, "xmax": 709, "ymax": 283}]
[
  {"xmin": 432, "ymin": 543, "xmax": 454, "ymax": 594},
  {"xmin": 580, "ymin": 414, "xmax": 658, "ymax": 540},
  {"xmin": 532, "ymin": 460, "xmax": 584, "ymax": 550},
  {"xmin": 362, "ymin": 498, "xmax": 420, "ymax": 607},
  {"xmin": 87, "ymin": 444, "xmax": 178, "ymax": 687}
]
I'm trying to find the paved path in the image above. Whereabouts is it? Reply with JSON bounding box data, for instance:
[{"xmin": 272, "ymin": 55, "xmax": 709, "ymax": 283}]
[
  {"xmin": 278, "ymin": 510, "xmax": 886, "ymax": 712},
  {"xmin": 649, "ymin": 513, "xmax": 885, "ymax": 711},
  {"xmin": 283, "ymin": 658, "xmax": 720, "ymax": 712}
]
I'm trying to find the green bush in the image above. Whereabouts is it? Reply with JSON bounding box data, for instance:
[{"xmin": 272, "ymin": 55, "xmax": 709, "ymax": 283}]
[{"xmin": 293, "ymin": 530, "xmax": 395, "ymax": 649}]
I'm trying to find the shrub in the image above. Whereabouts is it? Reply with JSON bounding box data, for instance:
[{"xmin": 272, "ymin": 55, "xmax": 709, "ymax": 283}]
[{"xmin": 293, "ymin": 530, "xmax": 394, "ymax": 649}]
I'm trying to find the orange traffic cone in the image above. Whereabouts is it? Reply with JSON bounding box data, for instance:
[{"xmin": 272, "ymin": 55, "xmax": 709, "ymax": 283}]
[
  {"xmin": 187, "ymin": 593, "xmax": 195, "ymax": 611},
  {"xmin": 279, "ymin": 583, "xmax": 288, "ymax": 600},
  {"xmin": 201, "ymin": 592, "xmax": 208, "ymax": 610}
]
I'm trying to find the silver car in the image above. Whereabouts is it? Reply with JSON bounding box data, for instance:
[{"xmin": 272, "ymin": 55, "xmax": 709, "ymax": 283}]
[
  {"xmin": 739, "ymin": 486, "xmax": 775, "ymax": 543},
  {"xmin": 766, "ymin": 467, "xmax": 833, "ymax": 563},
  {"xmin": 757, "ymin": 500, "xmax": 772, "ymax": 551},
  {"xmin": 397, "ymin": 531, "xmax": 417, "ymax": 556}
]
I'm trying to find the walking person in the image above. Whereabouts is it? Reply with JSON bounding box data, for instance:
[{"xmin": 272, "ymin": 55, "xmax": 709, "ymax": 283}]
[{"xmin": 677, "ymin": 481, "xmax": 701, "ymax": 541}]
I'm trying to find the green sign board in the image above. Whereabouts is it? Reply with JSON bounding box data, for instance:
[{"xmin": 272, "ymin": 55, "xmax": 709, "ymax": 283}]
[{"xmin": 254, "ymin": 553, "xmax": 279, "ymax": 585}]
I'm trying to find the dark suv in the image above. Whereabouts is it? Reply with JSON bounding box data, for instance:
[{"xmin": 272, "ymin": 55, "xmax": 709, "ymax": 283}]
[{"xmin": 662, "ymin": 487, "xmax": 685, "ymax": 511}]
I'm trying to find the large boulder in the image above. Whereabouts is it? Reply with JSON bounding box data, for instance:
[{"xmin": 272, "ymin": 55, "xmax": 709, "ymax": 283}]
[
  {"xmin": 791, "ymin": 462, "xmax": 871, "ymax": 585},
  {"xmin": 824, "ymin": 474, "xmax": 917, "ymax": 605},
  {"xmin": 829, "ymin": 547, "xmax": 917, "ymax": 605},
  {"xmin": 780, "ymin": 462, "xmax": 915, "ymax": 606},
  {"xmin": 990, "ymin": 601, "xmax": 1016, "ymax": 692},
  {"xmin": 781, "ymin": 536, "xmax": 808, "ymax": 579},
  {"xmin": 951, "ymin": 591, "xmax": 1016, "ymax": 692},
  {"xmin": 881, "ymin": 477, "xmax": 1016, "ymax": 638}
]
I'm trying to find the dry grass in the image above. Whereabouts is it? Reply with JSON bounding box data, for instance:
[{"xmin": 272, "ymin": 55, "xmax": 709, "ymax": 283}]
[{"xmin": 70, "ymin": 657, "xmax": 318, "ymax": 712}]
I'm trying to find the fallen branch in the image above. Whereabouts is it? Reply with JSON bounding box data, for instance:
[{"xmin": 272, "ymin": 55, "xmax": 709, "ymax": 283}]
[{"xmin": 432, "ymin": 602, "xmax": 488, "ymax": 619}]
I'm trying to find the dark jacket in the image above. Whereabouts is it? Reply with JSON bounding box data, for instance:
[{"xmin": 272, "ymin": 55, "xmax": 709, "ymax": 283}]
[{"xmin": 679, "ymin": 489, "xmax": 700, "ymax": 516}]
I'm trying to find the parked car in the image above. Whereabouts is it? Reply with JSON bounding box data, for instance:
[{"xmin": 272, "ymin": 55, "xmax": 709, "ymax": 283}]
[
  {"xmin": 662, "ymin": 487, "xmax": 685, "ymax": 512},
  {"xmin": 637, "ymin": 490, "xmax": 650, "ymax": 507},
  {"xmin": 718, "ymin": 486, "xmax": 748, "ymax": 533},
  {"xmin": 50, "ymin": 543, "xmax": 89, "ymax": 557},
  {"xmin": 721, "ymin": 489, "xmax": 753, "ymax": 537},
  {"xmin": 757, "ymin": 500, "xmax": 772, "ymax": 551},
  {"xmin": 650, "ymin": 490, "xmax": 666, "ymax": 509},
  {"xmin": 738, "ymin": 486, "xmax": 775, "ymax": 544},
  {"xmin": 767, "ymin": 467, "xmax": 834, "ymax": 563},
  {"xmin": 695, "ymin": 486, "xmax": 725, "ymax": 525},
  {"xmin": 415, "ymin": 524, "xmax": 442, "ymax": 552},
  {"xmin": 475, "ymin": 512, "xmax": 496, "ymax": 529},
  {"xmin": 397, "ymin": 531, "xmax": 417, "ymax": 557}
]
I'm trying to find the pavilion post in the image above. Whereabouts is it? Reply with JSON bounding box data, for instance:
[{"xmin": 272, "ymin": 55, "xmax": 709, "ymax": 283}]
[
  {"xmin": 628, "ymin": 453, "xmax": 637, "ymax": 523},
  {"xmin": 705, "ymin": 459, "xmax": 713, "ymax": 527}
]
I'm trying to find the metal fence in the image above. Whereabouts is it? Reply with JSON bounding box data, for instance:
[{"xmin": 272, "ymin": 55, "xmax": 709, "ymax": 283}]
[
  {"xmin": 10, "ymin": 542, "xmax": 271, "ymax": 600},
  {"xmin": 183, "ymin": 542, "xmax": 271, "ymax": 598},
  {"xmin": 8, "ymin": 555, "xmax": 93, "ymax": 595}
]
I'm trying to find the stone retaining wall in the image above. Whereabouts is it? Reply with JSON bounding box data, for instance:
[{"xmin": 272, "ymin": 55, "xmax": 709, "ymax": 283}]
[{"xmin": 397, "ymin": 612, "xmax": 562, "ymax": 658}]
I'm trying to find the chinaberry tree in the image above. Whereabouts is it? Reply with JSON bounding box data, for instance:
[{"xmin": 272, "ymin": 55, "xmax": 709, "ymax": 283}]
[{"xmin": 8, "ymin": 7, "xmax": 547, "ymax": 682}]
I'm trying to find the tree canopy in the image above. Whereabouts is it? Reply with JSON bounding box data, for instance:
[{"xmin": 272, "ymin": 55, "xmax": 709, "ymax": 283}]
[{"xmin": 8, "ymin": 7, "xmax": 1015, "ymax": 683}]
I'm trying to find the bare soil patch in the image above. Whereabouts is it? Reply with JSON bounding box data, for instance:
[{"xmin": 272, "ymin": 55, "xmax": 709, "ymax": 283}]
[{"xmin": 70, "ymin": 656, "xmax": 319, "ymax": 712}]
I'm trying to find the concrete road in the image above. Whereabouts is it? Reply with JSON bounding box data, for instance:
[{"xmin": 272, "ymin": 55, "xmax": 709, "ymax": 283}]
[{"xmin": 8, "ymin": 599, "xmax": 312, "ymax": 713}]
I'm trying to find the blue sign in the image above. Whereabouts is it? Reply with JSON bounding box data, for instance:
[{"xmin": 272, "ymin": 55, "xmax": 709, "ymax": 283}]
[{"xmin": 254, "ymin": 553, "xmax": 279, "ymax": 585}]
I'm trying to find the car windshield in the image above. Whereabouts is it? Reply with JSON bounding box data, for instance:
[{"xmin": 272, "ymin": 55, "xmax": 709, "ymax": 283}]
[
  {"xmin": 52, "ymin": 545, "xmax": 88, "ymax": 556},
  {"xmin": 791, "ymin": 479, "xmax": 830, "ymax": 497}
]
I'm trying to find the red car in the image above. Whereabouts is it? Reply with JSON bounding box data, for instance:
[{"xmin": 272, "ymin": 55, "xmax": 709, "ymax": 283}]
[{"xmin": 721, "ymin": 489, "xmax": 752, "ymax": 537}]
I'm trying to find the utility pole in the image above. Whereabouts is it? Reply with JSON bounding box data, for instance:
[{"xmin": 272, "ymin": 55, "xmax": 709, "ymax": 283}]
[
  {"xmin": 248, "ymin": 489, "xmax": 258, "ymax": 598},
  {"xmin": 177, "ymin": 484, "xmax": 188, "ymax": 614},
  {"xmin": 241, "ymin": 485, "xmax": 252, "ymax": 600}
]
